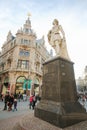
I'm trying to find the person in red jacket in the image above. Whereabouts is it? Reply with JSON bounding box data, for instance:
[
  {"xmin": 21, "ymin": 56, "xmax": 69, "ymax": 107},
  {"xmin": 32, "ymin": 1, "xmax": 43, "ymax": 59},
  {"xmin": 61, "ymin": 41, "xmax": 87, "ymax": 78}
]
[{"xmin": 29, "ymin": 95, "xmax": 33, "ymax": 109}]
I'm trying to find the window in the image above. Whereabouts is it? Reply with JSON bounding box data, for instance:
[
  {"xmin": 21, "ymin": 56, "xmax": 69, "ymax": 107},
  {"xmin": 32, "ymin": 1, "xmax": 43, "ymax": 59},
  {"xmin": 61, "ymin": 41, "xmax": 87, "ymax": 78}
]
[
  {"xmin": 41, "ymin": 58, "xmax": 45, "ymax": 64},
  {"xmin": 24, "ymin": 51, "xmax": 29, "ymax": 56},
  {"xmin": 17, "ymin": 60, "xmax": 29, "ymax": 69},
  {"xmin": 19, "ymin": 50, "xmax": 29, "ymax": 56},
  {"xmin": 29, "ymin": 29, "xmax": 32, "ymax": 33},
  {"xmin": 25, "ymin": 29, "xmax": 29, "ymax": 33},
  {"xmin": 21, "ymin": 39, "xmax": 31, "ymax": 45},
  {"xmin": 21, "ymin": 39, "xmax": 23, "ymax": 44},
  {"xmin": 29, "ymin": 40, "xmax": 31, "ymax": 44},
  {"xmin": 24, "ymin": 39, "xmax": 28, "ymax": 44},
  {"xmin": 1, "ymin": 62, "xmax": 5, "ymax": 71}
]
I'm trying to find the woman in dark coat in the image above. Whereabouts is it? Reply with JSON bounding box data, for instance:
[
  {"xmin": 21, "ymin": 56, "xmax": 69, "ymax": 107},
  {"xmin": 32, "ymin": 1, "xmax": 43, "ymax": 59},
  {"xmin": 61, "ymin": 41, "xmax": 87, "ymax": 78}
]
[
  {"xmin": 3, "ymin": 92, "xmax": 10, "ymax": 110},
  {"xmin": 8, "ymin": 93, "xmax": 14, "ymax": 111}
]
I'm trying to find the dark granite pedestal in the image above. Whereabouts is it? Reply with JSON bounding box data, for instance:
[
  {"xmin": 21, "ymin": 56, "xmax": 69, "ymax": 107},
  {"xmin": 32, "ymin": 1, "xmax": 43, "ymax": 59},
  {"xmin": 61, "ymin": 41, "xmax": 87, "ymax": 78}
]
[{"xmin": 35, "ymin": 57, "xmax": 87, "ymax": 128}]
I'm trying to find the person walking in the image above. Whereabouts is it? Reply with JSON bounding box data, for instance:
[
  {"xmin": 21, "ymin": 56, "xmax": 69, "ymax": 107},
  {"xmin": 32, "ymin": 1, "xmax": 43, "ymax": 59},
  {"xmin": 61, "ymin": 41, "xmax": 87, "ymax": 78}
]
[
  {"xmin": 8, "ymin": 93, "xmax": 14, "ymax": 111},
  {"xmin": 32, "ymin": 95, "xmax": 36, "ymax": 110},
  {"xmin": 3, "ymin": 92, "xmax": 10, "ymax": 110},
  {"xmin": 13, "ymin": 98, "xmax": 17, "ymax": 111},
  {"xmin": 82, "ymin": 95, "xmax": 86, "ymax": 106},
  {"xmin": 29, "ymin": 95, "xmax": 33, "ymax": 109},
  {"xmin": 1, "ymin": 93, "xmax": 4, "ymax": 101}
]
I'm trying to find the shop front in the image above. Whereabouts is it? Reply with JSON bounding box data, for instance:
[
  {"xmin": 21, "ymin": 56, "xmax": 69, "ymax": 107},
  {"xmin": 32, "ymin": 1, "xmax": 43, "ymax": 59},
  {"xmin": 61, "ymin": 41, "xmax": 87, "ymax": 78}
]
[
  {"xmin": 15, "ymin": 76, "xmax": 32, "ymax": 95},
  {"xmin": 16, "ymin": 76, "xmax": 26, "ymax": 94}
]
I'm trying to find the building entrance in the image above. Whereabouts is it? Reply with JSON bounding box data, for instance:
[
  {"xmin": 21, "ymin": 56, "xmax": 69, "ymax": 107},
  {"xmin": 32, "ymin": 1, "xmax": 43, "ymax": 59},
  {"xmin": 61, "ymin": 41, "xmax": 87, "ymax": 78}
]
[{"xmin": 16, "ymin": 76, "xmax": 26, "ymax": 94}]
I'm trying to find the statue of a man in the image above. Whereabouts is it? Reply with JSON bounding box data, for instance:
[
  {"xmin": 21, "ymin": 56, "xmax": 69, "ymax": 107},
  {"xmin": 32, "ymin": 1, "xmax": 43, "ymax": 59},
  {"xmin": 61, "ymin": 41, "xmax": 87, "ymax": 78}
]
[{"xmin": 48, "ymin": 19, "xmax": 70, "ymax": 60}]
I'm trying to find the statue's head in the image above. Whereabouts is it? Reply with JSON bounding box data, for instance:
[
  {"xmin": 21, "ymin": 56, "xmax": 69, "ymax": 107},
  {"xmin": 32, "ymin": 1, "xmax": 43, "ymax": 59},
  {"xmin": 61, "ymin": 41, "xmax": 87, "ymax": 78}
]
[{"xmin": 53, "ymin": 19, "xmax": 59, "ymax": 25}]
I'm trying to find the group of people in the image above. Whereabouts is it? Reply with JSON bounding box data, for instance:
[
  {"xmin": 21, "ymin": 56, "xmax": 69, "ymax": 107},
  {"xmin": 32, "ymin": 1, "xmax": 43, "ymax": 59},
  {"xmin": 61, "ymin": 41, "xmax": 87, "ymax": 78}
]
[
  {"xmin": 3, "ymin": 92, "xmax": 17, "ymax": 111},
  {"xmin": 77, "ymin": 93, "xmax": 87, "ymax": 107},
  {"xmin": 2, "ymin": 91, "xmax": 41, "ymax": 111}
]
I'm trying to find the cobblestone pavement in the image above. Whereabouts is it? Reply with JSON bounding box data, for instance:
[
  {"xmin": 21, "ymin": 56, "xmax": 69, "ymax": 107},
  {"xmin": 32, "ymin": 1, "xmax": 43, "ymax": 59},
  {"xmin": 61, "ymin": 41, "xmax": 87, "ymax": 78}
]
[
  {"xmin": 1, "ymin": 109, "xmax": 87, "ymax": 130},
  {"xmin": 13, "ymin": 112, "xmax": 87, "ymax": 130},
  {"xmin": 0, "ymin": 100, "xmax": 33, "ymax": 130},
  {"xmin": 0, "ymin": 110, "xmax": 34, "ymax": 130},
  {"xmin": 1, "ymin": 100, "xmax": 87, "ymax": 130},
  {"xmin": 0, "ymin": 100, "xmax": 30, "ymax": 120},
  {"xmin": 0, "ymin": 114, "xmax": 24, "ymax": 130}
]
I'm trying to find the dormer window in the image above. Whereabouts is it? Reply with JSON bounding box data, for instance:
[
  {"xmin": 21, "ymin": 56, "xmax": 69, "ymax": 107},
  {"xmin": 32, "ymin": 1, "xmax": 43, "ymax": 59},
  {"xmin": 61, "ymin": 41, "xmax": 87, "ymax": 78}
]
[
  {"xmin": 24, "ymin": 28, "xmax": 32, "ymax": 34},
  {"xmin": 29, "ymin": 29, "xmax": 32, "ymax": 33},
  {"xmin": 25, "ymin": 28, "xmax": 29, "ymax": 33}
]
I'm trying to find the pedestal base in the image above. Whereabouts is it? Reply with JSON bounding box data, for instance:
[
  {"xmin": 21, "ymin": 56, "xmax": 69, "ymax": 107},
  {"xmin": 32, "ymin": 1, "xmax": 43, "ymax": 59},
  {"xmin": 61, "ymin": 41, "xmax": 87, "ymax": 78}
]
[
  {"xmin": 13, "ymin": 112, "xmax": 87, "ymax": 130},
  {"xmin": 35, "ymin": 57, "xmax": 87, "ymax": 128},
  {"xmin": 35, "ymin": 100, "xmax": 87, "ymax": 128}
]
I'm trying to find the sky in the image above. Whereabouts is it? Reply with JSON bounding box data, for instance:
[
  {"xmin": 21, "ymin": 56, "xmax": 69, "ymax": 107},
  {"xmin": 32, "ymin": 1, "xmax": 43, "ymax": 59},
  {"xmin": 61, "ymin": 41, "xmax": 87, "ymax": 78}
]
[{"xmin": 0, "ymin": 0, "xmax": 87, "ymax": 79}]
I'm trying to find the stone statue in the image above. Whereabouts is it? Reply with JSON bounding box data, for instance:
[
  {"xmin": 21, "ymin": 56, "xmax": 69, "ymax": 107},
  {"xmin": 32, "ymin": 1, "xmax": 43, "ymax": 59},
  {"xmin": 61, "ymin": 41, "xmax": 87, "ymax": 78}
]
[{"xmin": 48, "ymin": 19, "xmax": 70, "ymax": 60}]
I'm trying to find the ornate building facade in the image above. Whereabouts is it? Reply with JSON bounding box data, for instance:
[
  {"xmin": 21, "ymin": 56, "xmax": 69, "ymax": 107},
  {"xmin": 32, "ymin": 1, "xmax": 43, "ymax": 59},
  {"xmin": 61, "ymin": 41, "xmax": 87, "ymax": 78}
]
[{"xmin": 0, "ymin": 17, "xmax": 51, "ymax": 95}]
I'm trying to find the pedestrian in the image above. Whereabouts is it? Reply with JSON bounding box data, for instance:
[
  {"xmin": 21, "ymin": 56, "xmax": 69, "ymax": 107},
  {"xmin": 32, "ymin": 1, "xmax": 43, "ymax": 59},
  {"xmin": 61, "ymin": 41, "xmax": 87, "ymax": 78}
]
[
  {"xmin": 1, "ymin": 93, "xmax": 4, "ymax": 102},
  {"xmin": 32, "ymin": 94, "xmax": 36, "ymax": 110},
  {"xmin": 82, "ymin": 95, "xmax": 86, "ymax": 106},
  {"xmin": 8, "ymin": 93, "xmax": 14, "ymax": 111},
  {"xmin": 3, "ymin": 92, "xmax": 10, "ymax": 110},
  {"xmin": 13, "ymin": 98, "xmax": 17, "ymax": 111},
  {"xmin": 23, "ymin": 93, "xmax": 27, "ymax": 101},
  {"xmin": 18, "ymin": 92, "xmax": 21, "ymax": 102},
  {"xmin": 29, "ymin": 95, "xmax": 33, "ymax": 109},
  {"xmin": 14, "ymin": 92, "xmax": 17, "ymax": 99}
]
